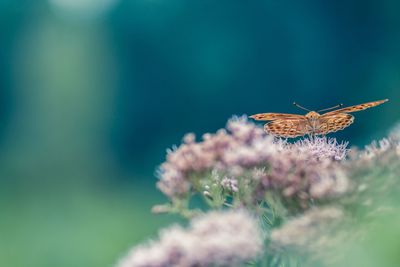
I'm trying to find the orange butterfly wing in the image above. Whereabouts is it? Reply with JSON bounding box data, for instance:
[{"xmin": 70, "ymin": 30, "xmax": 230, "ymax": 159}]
[
  {"xmin": 322, "ymin": 99, "xmax": 388, "ymax": 116},
  {"xmin": 264, "ymin": 118, "xmax": 310, "ymax": 138},
  {"xmin": 315, "ymin": 113, "xmax": 354, "ymax": 135},
  {"xmin": 249, "ymin": 113, "xmax": 305, "ymax": 121}
]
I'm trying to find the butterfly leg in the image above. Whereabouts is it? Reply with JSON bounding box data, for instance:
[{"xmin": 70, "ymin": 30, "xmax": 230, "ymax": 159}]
[{"xmin": 305, "ymin": 124, "xmax": 315, "ymax": 140}]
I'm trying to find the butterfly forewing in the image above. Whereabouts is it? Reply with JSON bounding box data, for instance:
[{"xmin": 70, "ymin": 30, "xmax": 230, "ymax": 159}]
[
  {"xmin": 265, "ymin": 119, "xmax": 310, "ymax": 138},
  {"xmin": 322, "ymin": 99, "xmax": 388, "ymax": 116},
  {"xmin": 249, "ymin": 113, "xmax": 305, "ymax": 121},
  {"xmin": 316, "ymin": 113, "xmax": 354, "ymax": 135}
]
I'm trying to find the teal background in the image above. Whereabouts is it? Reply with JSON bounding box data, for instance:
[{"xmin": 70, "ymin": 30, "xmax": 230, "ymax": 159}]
[{"xmin": 0, "ymin": 1, "xmax": 399, "ymax": 266}]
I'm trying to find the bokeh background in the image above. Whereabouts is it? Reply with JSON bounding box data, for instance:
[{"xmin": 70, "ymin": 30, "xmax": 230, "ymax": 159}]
[{"xmin": 0, "ymin": 1, "xmax": 399, "ymax": 266}]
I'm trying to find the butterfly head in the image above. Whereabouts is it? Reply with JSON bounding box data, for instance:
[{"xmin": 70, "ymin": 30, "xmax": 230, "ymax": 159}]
[{"xmin": 305, "ymin": 111, "xmax": 320, "ymax": 120}]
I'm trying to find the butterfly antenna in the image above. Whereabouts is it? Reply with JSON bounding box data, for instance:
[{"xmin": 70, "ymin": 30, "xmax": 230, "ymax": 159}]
[
  {"xmin": 293, "ymin": 102, "xmax": 311, "ymax": 112},
  {"xmin": 317, "ymin": 103, "xmax": 343, "ymax": 113}
]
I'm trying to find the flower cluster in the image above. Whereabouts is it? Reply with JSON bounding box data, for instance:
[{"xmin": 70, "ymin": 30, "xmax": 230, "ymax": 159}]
[
  {"xmin": 118, "ymin": 117, "xmax": 400, "ymax": 267},
  {"xmin": 356, "ymin": 124, "xmax": 400, "ymax": 161},
  {"xmin": 293, "ymin": 136, "xmax": 349, "ymax": 161},
  {"xmin": 361, "ymin": 138, "xmax": 393, "ymax": 159},
  {"xmin": 156, "ymin": 117, "xmax": 265, "ymax": 199},
  {"xmin": 117, "ymin": 210, "xmax": 263, "ymax": 267},
  {"xmin": 252, "ymin": 143, "xmax": 348, "ymax": 208},
  {"xmin": 157, "ymin": 116, "xmax": 349, "ymax": 211}
]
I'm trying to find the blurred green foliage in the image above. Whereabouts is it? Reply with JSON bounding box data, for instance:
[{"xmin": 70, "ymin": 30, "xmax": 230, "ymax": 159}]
[
  {"xmin": 0, "ymin": 0, "xmax": 399, "ymax": 266},
  {"xmin": 0, "ymin": 185, "xmax": 178, "ymax": 267}
]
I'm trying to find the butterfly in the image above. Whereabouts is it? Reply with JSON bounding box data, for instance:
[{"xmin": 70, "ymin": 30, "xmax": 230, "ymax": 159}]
[{"xmin": 249, "ymin": 99, "xmax": 388, "ymax": 138}]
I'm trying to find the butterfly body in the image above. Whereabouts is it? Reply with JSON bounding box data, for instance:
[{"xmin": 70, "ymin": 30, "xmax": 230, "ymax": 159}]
[
  {"xmin": 250, "ymin": 99, "xmax": 388, "ymax": 138},
  {"xmin": 305, "ymin": 111, "xmax": 321, "ymax": 133},
  {"xmin": 305, "ymin": 111, "xmax": 320, "ymax": 120}
]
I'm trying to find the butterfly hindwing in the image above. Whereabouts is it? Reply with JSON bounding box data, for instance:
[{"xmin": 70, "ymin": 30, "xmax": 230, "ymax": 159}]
[
  {"xmin": 264, "ymin": 119, "xmax": 309, "ymax": 138},
  {"xmin": 316, "ymin": 113, "xmax": 354, "ymax": 135}
]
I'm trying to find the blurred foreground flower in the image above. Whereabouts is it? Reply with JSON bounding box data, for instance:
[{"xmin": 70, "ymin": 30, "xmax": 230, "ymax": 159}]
[
  {"xmin": 117, "ymin": 210, "xmax": 263, "ymax": 267},
  {"xmin": 270, "ymin": 206, "xmax": 343, "ymax": 250}
]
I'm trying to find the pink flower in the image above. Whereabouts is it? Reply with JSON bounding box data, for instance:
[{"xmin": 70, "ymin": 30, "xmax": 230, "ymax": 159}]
[
  {"xmin": 157, "ymin": 116, "xmax": 349, "ymax": 208},
  {"xmin": 220, "ymin": 176, "xmax": 239, "ymax": 192},
  {"xmin": 362, "ymin": 138, "xmax": 394, "ymax": 159},
  {"xmin": 156, "ymin": 117, "xmax": 271, "ymax": 198},
  {"xmin": 294, "ymin": 136, "xmax": 349, "ymax": 161}
]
